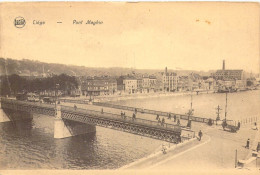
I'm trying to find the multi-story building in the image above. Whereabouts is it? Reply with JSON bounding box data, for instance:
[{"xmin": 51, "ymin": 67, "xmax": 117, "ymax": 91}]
[
  {"xmin": 149, "ymin": 76, "xmax": 157, "ymax": 90},
  {"xmin": 213, "ymin": 60, "xmax": 244, "ymax": 80},
  {"xmin": 142, "ymin": 76, "xmax": 150, "ymax": 89},
  {"xmin": 81, "ymin": 76, "xmax": 117, "ymax": 96},
  {"xmin": 177, "ymin": 76, "xmax": 189, "ymax": 91},
  {"xmin": 163, "ymin": 67, "xmax": 179, "ymax": 92},
  {"xmin": 123, "ymin": 77, "xmax": 138, "ymax": 94},
  {"xmin": 137, "ymin": 78, "xmax": 143, "ymax": 92}
]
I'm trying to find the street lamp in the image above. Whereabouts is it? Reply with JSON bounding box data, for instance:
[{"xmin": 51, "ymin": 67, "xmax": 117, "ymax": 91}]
[{"xmin": 55, "ymin": 83, "xmax": 60, "ymax": 108}]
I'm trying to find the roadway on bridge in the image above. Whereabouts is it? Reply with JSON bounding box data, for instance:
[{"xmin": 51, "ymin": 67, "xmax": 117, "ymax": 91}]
[{"xmin": 61, "ymin": 102, "xmax": 194, "ymax": 137}]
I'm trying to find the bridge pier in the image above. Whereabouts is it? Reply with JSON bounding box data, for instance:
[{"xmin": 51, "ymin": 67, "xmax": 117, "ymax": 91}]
[
  {"xmin": 0, "ymin": 100, "xmax": 33, "ymax": 122},
  {"xmin": 0, "ymin": 101, "xmax": 10, "ymax": 122},
  {"xmin": 54, "ymin": 105, "xmax": 96, "ymax": 139}
]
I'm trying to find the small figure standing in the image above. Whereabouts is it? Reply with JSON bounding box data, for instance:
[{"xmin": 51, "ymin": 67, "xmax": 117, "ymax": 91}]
[
  {"xmin": 74, "ymin": 104, "xmax": 77, "ymax": 110},
  {"xmin": 162, "ymin": 144, "xmax": 167, "ymax": 154},
  {"xmin": 174, "ymin": 115, "xmax": 177, "ymax": 122},
  {"xmin": 198, "ymin": 130, "xmax": 203, "ymax": 141},
  {"xmin": 177, "ymin": 119, "xmax": 180, "ymax": 125},
  {"xmin": 237, "ymin": 121, "xmax": 241, "ymax": 130},
  {"xmin": 135, "ymin": 108, "xmax": 137, "ymax": 114},
  {"xmin": 257, "ymin": 142, "xmax": 260, "ymax": 152},
  {"xmin": 156, "ymin": 114, "xmax": 160, "ymax": 120},
  {"xmin": 168, "ymin": 113, "xmax": 171, "ymax": 120},
  {"xmin": 101, "ymin": 108, "xmax": 104, "ymax": 114},
  {"xmin": 132, "ymin": 113, "xmax": 136, "ymax": 121},
  {"xmin": 161, "ymin": 118, "xmax": 165, "ymax": 126},
  {"xmin": 254, "ymin": 122, "xmax": 258, "ymax": 130},
  {"xmin": 245, "ymin": 138, "xmax": 250, "ymax": 149},
  {"xmin": 158, "ymin": 117, "xmax": 161, "ymax": 125}
]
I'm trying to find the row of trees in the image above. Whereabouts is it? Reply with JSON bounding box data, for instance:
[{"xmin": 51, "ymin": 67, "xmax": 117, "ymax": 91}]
[{"xmin": 0, "ymin": 74, "xmax": 78, "ymax": 96}]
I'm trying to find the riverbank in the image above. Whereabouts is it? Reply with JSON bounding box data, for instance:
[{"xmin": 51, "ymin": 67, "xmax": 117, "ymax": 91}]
[
  {"xmin": 61, "ymin": 90, "xmax": 216, "ymax": 103},
  {"xmin": 119, "ymin": 137, "xmax": 199, "ymax": 169}
]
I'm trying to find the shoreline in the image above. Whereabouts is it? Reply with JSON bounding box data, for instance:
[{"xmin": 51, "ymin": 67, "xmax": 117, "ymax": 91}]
[
  {"xmin": 60, "ymin": 90, "xmax": 215, "ymax": 103},
  {"xmin": 119, "ymin": 137, "xmax": 199, "ymax": 170},
  {"xmin": 95, "ymin": 90, "xmax": 216, "ymax": 103}
]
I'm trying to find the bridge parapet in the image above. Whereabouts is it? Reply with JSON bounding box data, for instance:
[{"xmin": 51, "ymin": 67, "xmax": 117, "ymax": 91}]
[
  {"xmin": 1, "ymin": 98, "xmax": 55, "ymax": 116},
  {"xmin": 94, "ymin": 102, "xmax": 216, "ymax": 124}
]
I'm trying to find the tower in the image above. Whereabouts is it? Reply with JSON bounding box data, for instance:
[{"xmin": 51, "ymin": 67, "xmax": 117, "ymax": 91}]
[{"xmin": 222, "ymin": 60, "xmax": 225, "ymax": 70}]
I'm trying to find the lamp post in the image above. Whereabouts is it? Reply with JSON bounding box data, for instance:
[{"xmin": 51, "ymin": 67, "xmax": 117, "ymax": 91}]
[
  {"xmin": 55, "ymin": 83, "xmax": 60, "ymax": 108},
  {"xmin": 224, "ymin": 92, "xmax": 227, "ymax": 121}
]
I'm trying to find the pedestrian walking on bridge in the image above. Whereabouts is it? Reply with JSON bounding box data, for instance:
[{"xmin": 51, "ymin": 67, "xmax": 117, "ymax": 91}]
[
  {"xmin": 162, "ymin": 118, "xmax": 165, "ymax": 126},
  {"xmin": 132, "ymin": 113, "xmax": 136, "ymax": 121},
  {"xmin": 174, "ymin": 115, "xmax": 176, "ymax": 122},
  {"xmin": 198, "ymin": 130, "xmax": 203, "ymax": 141},
  {"xmin": 158, "ymin": 117, "xmax": 161, "ymax": 125},
  {"xmin": 168, "ymin": 113, "xmax": 171, "ymax": 120},
  {"xmin": 156, "ymin": 114, "xmax": 159, "ymax": 120},
  {"xmin": 177, "ymin": 119, "xmax": 180, "ymax": 125}
]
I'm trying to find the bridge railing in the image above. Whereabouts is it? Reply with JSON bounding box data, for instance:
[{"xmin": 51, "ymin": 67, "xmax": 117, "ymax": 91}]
[
  {"xmin": 61, "ymin": 105, "xmax": 184, "ymax": 133},
  {"xmin": 93, "ymin": 102, "xmax": 215, "ymax": 124},
  {"xmin": 59, "ymin": 98, "xmax": 89, "ymax": 104},
  {"xmin": 1, "ymin": 98, "xmax": 54, "ymax": 109}
]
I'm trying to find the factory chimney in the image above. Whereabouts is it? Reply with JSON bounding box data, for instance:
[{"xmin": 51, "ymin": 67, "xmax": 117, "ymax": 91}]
[{"xmin": 222, "ymin": 60, "xmax": 225, "ymax": 70}]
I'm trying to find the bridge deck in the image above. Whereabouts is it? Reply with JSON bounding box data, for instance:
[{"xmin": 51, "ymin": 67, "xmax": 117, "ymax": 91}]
[
  {"xmin": 1, "ymin": 98, "xmax": 195, "ymax": 143},
  {"xmin": 93, "ymin": 102, "xmax": 215, "ymax": 124}
]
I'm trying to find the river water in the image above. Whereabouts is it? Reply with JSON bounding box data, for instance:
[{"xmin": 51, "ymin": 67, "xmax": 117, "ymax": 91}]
[{"xmin": 0, "ymin": 90, "xmax": 259, "ymax": 169}]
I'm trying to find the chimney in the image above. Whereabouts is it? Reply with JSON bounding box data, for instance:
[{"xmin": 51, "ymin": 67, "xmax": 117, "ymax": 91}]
[
  {"xmin": 165, "ymin": 67, "xmax": 167, "ymax": 74},
  {"xmin": 222, "ymin": 60, "xmax": 225, "ymax": 70}
]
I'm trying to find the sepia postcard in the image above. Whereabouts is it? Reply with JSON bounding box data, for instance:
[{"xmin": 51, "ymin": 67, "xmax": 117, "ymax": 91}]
[{"xmin": 0, "ymin": 1, "xmax": 260, "ymax": 175}]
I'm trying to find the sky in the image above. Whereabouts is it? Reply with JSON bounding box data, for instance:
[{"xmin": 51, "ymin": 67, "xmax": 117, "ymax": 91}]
[{"xmin": 0, "ymin": 2, "xmax": 259, "ymax": 73}]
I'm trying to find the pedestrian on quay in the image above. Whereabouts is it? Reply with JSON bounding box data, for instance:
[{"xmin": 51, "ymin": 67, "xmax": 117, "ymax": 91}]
[
  {"xmin": 237, "ymin": 121, "xmax": 241, "ymax": 130},
  {"xmin": 121, "ymin": 111, "xmax": 123, "ymax": 118},
  {"xmin": 198, "ymin": 130, "xmax": 203, "ymax": 141},
  {"xmin": 74, "ymin": 104, "xmax": 77, "ymax": 110},
  {"xmin": 257, "ymin": 142, "xmax": 260, "ymax": 152},
  {"xmin": 101, "ymin": 108, "xmax": 104, "ymax": 114},
  {"xmin": 245, "ymin": 138, "xmax": 250, "ymax": 149},
  {"xmin": 174, "ymin": 115, "xmax": 176, "ymax": 122},
  {"xmin": 254, "ymin": 122, "xmax": 258, "ymax": 130},
  {"xmin": 162, "ymin": 144, "xmax": 167, "ymax": 154},
  {"xmin": 135, "ymin": 108, "xmax": 137, "ymax": 114}
]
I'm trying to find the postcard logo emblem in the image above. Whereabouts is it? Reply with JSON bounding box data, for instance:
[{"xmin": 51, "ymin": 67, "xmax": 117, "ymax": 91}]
[{"xmin": 14, "ymin": 16, "xmax": 26, "ymax": 28}]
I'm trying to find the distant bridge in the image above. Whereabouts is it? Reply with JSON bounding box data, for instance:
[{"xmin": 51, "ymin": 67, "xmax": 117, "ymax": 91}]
[{"xmin": 0, "ymin": 98, "xmax": 195, "ymax": 143}]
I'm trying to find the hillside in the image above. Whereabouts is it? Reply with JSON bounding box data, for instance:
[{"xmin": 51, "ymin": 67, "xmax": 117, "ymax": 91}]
[{"xmin": 0, "ymin": 58, "xmax": 214, "ymax": 77}]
